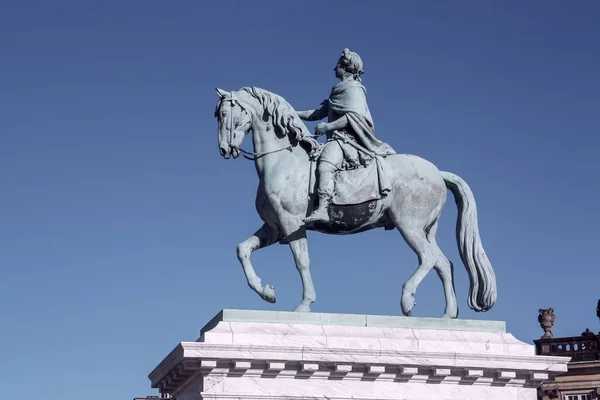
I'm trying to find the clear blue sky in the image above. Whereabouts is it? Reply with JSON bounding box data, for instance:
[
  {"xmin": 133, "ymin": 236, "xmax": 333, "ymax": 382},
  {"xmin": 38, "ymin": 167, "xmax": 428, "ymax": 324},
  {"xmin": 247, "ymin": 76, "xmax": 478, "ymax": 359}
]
[{"xmin": 1, "ymin": 1, "xmax": 599, "ymax": 398}]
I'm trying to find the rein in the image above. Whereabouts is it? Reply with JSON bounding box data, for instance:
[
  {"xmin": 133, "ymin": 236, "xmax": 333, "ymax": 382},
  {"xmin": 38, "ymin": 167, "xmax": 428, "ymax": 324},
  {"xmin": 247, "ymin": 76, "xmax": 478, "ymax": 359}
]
[{"xmin": 232, "ymin": 144, "xmax": 292, "ymax": 161}]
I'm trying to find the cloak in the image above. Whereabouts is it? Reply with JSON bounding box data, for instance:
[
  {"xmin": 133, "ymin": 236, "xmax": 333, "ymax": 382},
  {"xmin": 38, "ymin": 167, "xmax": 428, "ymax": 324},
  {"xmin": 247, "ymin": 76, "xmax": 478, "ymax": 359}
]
[
  {"xmin": 325, "ymin": 79, "xmax": 395, "ymax": 197},
  {"xmin": 327, "ymin": 80, "xmax": 395, "ymax": 156}
]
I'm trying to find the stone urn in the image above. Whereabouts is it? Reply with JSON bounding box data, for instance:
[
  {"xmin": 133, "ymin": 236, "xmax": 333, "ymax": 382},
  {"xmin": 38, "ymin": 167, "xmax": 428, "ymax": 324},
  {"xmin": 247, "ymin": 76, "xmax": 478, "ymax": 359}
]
[{"xmin": 538, "ymin": 308, "xmax": 555, "ymax": 339}]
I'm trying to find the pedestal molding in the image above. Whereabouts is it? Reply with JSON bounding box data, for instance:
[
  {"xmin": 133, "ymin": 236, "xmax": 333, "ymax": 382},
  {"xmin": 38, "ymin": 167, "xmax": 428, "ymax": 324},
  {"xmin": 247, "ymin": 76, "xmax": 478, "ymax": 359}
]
[
  {"xmin": 148, "ymin": 310, "xmax": 571, "ymax": 400},
  {"xmin": 150, "ymin": 344, "xmax": 568, "ymax": 394}
]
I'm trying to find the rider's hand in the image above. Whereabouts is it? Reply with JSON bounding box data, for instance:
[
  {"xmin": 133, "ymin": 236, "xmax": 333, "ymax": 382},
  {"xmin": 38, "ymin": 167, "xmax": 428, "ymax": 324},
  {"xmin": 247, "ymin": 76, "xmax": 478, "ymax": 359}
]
[
  {"xmin": 304, "ymin": 136, "xmax": 319, "ymax": 151},
  {"xmin": 315, "ymin": 122, "xmax": 328, "ymax": 135}
]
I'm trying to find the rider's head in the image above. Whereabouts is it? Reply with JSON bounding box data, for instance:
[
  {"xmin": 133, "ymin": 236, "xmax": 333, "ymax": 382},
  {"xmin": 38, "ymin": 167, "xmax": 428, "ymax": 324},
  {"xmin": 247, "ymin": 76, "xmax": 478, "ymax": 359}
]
[{"xmin": 335, "ymin": 48, "xmax": 364, "ymax": 81}]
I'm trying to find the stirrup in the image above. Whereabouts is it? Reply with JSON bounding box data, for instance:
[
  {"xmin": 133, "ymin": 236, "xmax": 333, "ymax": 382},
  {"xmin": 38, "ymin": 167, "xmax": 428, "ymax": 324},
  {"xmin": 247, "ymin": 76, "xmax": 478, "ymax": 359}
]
[{"xmin": 304, "ymin": 207, "xmax": 330, "ymax": 223}]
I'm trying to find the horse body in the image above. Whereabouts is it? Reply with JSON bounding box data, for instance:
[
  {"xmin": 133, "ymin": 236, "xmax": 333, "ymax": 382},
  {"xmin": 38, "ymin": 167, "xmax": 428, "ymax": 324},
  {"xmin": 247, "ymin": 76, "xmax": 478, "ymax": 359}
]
[
  {"xmin": 304, "ymin": 154, "xmax": 446, "ymax": 235},
  {"xmin": 216, "ymin": 86, "xmax": 496, "ymax": 318}
]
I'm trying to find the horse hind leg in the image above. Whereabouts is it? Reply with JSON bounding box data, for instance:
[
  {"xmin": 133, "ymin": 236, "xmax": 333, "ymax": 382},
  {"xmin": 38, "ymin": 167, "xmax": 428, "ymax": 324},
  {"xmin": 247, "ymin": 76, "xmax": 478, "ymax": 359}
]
[
  {"xmin": 237, "ymin": 223, "xmax": 280, "ymax": 303},
  {"xmin": 395, "ymin": 218, "xmax": 438, "ymax": 317},
  {"xmin": 428, "ymin": 219, "xmax": 459, "ymax": 319}
]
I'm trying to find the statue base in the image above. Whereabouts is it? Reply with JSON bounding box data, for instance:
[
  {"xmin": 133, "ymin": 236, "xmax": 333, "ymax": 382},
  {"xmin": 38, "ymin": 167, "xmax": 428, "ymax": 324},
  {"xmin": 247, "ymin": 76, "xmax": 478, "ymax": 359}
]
[{"xmin": 149, "ymin": 309, "xmax": 569, "ymax": 400}]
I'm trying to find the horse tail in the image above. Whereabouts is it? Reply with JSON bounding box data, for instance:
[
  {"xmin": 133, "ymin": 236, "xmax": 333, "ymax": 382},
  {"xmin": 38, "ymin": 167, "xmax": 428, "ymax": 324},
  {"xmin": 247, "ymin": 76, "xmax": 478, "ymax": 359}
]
[{"xmin": 440, "ymin": 171, "xmax": 497, "ymax": 312}]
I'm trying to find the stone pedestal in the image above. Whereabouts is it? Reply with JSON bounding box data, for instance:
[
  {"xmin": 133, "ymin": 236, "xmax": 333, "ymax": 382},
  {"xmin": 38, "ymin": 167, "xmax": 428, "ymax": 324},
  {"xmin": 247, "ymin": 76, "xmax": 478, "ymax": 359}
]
[{"xmin": 149, "ymin": 309, "xmax": 570, "ymax": 400}]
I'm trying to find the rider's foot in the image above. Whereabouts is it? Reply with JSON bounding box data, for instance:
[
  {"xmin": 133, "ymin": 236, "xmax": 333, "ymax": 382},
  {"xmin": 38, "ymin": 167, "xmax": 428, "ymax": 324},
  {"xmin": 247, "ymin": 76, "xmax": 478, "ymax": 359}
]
[
  {"xmin": 305, "ymin": 191, "xmax": 332, "ymax": 224},
  {"xmin": 304, "ymin": 205, "xmax": 330, "ymax": 224}
]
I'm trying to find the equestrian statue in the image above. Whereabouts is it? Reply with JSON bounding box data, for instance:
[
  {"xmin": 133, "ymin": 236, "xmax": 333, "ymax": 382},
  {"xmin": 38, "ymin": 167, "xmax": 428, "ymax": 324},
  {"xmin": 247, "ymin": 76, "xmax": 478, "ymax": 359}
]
[{"xmin": 214, "ymin": 48, "xmax": 497, "ymax": 318}]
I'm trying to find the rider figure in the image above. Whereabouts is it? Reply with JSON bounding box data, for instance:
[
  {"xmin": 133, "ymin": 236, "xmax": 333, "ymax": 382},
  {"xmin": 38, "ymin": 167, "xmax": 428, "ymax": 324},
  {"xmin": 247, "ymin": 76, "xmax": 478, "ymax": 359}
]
[{"xmin": 298, "ymin": 48, "xmax": 394, "ymax": 224}]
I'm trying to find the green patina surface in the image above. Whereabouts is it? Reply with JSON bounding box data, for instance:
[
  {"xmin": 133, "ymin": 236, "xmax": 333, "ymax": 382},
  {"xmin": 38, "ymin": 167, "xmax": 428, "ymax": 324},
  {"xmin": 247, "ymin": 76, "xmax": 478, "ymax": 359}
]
[{"xmin": 201, "ymin": 309, "xmax": 506, "ymax": 336}]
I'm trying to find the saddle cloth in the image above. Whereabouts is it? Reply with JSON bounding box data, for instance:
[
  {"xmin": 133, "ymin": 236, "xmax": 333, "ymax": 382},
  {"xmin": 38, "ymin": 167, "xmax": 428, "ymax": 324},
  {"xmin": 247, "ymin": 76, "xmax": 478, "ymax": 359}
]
[{"xmin": 309, "ymin": 158, "xmax": 387, "ymax": 206}]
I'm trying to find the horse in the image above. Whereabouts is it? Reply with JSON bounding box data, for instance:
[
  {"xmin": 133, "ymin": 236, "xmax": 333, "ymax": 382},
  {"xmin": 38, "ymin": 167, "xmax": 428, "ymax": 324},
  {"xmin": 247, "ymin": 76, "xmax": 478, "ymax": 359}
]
[{"xmin": 214, "ymin": 86, "xmax": 497, "ymax": 318}]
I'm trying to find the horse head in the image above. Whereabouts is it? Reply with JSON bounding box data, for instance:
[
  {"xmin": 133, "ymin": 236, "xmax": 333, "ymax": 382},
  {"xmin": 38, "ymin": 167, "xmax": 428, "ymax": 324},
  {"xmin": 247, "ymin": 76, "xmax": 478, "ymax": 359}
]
[
  {"xmin": 215, "ymin": 88, "xmax": 253, "ymax": 159},
  {"xmin": 215, "ymin": 86, "xmax": 317, "ymax": 161}
]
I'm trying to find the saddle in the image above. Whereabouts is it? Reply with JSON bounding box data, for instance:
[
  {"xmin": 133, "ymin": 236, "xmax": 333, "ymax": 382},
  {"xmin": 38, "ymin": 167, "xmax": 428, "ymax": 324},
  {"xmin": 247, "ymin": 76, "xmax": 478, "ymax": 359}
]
[{"xmin": 308, "ymin": 134, "xmax": 392, "ymax": 206}]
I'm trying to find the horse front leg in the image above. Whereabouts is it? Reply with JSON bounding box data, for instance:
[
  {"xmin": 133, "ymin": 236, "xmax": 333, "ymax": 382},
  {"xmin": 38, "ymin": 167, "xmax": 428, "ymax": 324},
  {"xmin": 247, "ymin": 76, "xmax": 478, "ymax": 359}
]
[
  {"xmin": 279, "ymin": 216, "xmax": 316, "ymax": 312},
  {"xmin": 237, "ymin": 223, "xmax": 280, "ymax": 303}
]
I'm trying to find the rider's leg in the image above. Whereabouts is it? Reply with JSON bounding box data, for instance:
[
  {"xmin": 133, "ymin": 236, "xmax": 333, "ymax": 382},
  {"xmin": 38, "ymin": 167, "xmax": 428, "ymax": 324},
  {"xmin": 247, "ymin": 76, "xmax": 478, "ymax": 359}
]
[{"xmin": 304, "ymin": 141, "xmax": 343, "ymax": 223}]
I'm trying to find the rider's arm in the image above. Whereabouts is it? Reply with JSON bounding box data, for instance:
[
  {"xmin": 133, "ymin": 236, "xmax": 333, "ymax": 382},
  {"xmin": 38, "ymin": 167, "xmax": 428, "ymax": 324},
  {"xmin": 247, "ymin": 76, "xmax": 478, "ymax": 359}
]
[
  {"xmin": 297, "ymin": 101, "xmax": 328, "ymax": 121},
  {"xmin": 322, "ymin": 114, "xmax": 348, "ymax": 132}
]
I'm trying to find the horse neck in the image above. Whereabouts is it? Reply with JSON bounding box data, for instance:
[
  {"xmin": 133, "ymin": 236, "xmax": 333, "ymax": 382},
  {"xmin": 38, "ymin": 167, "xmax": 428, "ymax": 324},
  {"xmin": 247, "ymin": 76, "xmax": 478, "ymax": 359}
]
[
  {"xmin": 250, "ymin": 118, "xmax": 292, "ymax": 156},
  {"xmin": 252, "ymin": 122, "xmax": 306, "ymax": 173}
]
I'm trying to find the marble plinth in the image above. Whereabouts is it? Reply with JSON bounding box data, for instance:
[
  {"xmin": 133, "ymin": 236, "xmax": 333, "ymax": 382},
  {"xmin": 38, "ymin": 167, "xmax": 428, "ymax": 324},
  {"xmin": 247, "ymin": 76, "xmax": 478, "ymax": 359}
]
[{"xmin": 149, "ymin": 309, "xmax": 570, "ymax": 400}]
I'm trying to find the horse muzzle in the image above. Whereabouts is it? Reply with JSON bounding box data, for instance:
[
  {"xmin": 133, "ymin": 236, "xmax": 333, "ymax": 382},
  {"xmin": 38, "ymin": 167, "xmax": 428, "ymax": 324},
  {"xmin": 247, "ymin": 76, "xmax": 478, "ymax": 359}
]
[
  {"xmin": 219, "ymin": 145, "xmax": 240, "ymax": 159},
  {"xmin": 219, "ymin": 145, "xmax": 230, "ymax": 159}
]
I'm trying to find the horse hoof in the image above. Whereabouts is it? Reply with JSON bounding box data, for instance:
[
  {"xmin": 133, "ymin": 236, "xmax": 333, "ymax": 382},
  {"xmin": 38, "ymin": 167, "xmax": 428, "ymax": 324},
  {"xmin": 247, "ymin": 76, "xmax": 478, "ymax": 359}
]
[
  {"xmin": 293, "ymin": 304, "xmax": 311, "ymax": 312},
  {"xmin": 401, "ymin": 291, "xmax": 416, "ymax": 316},
  {"xmin": 442, "ymin": 311, "xmax": 458, "ymax": 319},
  {"xmin": 261, "ymin": 285, "xmax": 276, "ymax": 303}
]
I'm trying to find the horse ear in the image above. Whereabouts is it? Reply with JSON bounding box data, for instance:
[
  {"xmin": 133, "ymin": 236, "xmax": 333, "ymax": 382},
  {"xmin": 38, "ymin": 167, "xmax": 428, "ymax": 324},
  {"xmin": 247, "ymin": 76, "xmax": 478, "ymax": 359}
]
[{"xmin": 216, "ymin": 88, "xmax": 229, "ymax": 98}]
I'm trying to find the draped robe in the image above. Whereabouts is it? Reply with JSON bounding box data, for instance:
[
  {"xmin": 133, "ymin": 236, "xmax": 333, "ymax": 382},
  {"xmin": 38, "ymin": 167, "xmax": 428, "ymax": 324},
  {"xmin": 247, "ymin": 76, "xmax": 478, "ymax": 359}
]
[
  {"xmin": 326, "ymin": 80, "xmax": 395, "ymax": 157},
  {"xmin": 320, "ymin": 79, "xmax": 395, "ymax": 197}
]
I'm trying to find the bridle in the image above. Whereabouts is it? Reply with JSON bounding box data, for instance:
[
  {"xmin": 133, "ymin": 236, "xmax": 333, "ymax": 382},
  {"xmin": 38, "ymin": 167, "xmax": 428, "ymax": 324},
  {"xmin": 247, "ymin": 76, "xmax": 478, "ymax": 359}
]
[{"xmin": 219, "ymin": 95, "xmax": 292, "ymax": 161}]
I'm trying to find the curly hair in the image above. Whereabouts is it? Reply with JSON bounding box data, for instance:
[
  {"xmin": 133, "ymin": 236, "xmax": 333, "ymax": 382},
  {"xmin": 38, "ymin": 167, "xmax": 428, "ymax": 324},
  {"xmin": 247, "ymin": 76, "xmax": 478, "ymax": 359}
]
[{"xmin": 338, "ymin": 48, "xmax": 364, "ymax": 81}]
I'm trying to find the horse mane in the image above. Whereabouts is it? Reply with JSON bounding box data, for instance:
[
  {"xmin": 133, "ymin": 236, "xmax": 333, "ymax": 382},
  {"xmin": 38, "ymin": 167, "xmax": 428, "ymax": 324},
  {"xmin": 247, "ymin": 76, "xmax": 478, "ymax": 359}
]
[{"xmin": 240, "ymin": 86, "xmax": 311, "ymax": 146}]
